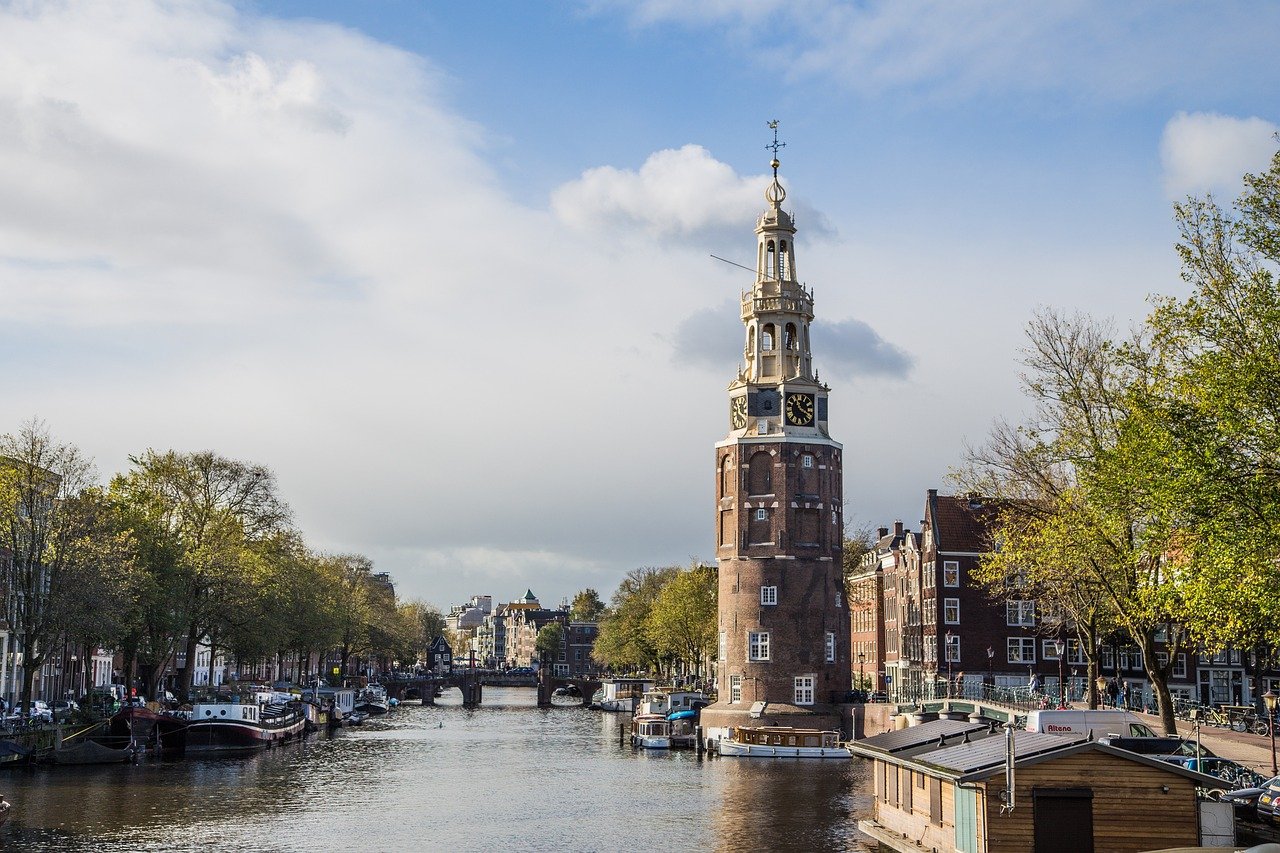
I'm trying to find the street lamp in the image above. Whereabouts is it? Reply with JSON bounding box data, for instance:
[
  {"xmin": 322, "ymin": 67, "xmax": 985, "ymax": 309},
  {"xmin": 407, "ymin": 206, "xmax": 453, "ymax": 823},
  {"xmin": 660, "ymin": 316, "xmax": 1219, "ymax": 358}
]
[
  {"xmin": 945, "ymin": 631, "xmax": 955, "ymax": 698},
  {"xmin": 1264, "ymin": 689, "xmax": 1277, "ymax": 776},
  {"xmin": 857, "ymin": 651, "xmax": 866, "ymax": 695},
  {"xmin": 1052, "ymin": 638, "xmax": 1066, "ymax": 708}
]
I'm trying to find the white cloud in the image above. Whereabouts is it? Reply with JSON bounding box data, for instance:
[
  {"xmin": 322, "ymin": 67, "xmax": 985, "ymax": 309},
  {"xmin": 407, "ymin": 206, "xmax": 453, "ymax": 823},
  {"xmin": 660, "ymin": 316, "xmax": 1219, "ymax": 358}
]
[
  {"xmin": 590, "ymin": 1, "xmax": 1280, "ymax": 101},
  {"xmin": 551, "ymin": 144, "xmax": 767, "ymax": 239},
  {"xmin": 1160, "ymin": 112, "xmax": 1279, "ymax": 199}
]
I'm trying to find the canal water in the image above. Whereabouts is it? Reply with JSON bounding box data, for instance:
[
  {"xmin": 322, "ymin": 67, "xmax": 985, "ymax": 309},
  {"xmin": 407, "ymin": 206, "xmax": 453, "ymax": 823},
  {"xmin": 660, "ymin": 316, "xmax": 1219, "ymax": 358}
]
[{"xmin": 2, "ymin": 688, "xmax": 877, "ymax": 851}]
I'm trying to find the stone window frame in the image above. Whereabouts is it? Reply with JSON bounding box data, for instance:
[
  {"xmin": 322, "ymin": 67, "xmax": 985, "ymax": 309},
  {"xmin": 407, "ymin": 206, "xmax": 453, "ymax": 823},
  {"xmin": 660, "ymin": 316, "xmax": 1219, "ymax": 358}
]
[{"xmin": 748, "ymin": 631, "xmax": 771, "ymax": 661}]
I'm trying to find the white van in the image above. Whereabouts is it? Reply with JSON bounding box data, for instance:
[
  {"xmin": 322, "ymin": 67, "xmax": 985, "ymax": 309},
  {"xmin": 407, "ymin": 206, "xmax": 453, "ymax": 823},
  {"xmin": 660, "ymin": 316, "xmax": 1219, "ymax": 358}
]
[{"xmin": 1024, "ymin": 709, "xmax": 1158, "ymax": 738}]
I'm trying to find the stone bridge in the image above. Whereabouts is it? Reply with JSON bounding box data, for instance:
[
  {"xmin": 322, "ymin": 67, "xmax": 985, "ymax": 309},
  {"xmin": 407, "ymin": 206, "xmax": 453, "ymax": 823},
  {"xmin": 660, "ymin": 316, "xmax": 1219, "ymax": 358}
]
[{"xmin": 381, "ymin": 672, "xmax": 603, "ymax": 709}]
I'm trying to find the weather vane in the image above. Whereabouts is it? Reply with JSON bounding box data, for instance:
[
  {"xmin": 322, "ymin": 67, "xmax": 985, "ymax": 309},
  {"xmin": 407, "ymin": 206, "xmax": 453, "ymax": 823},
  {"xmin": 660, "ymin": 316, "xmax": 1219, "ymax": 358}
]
[{"xmin": 766, "ymin": 119, "xmax": 785, "ymax": 176}]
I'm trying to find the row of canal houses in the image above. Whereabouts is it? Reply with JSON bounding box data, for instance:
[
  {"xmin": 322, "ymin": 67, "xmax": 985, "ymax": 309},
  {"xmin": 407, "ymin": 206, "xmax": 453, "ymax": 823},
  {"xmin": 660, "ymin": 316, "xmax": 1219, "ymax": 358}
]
[
  {"xmin": 850, "ymin": 489, "xmax": 1279, "ymax": 710},
  {"xmin": 448, "ymin": 590, "xmax": 603, "ymax": 677}
]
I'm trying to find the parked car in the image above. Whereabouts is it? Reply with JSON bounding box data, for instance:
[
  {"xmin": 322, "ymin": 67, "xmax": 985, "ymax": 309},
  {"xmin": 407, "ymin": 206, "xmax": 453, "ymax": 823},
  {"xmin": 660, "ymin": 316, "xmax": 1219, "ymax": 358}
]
[
  {"xmin": 1097, "ymin": 736, "xmax": 1216, "ymax": 759},
  {"xmin": 508, "ymin": 667, "xmax": 535, "ymax": 676},
  {"xmin": 28, "ymin": 701, "xmax": 52, "ymax": 723},
  {"xmin": 1219, "ymin": 778, "xmax": 1277, "ymax": 823},
  {"xmin": 52, "ymin": 700, "xmax": 80, "ymax": 721},
  {"xmin": 1256, "ymin": 776, "xmax": 1280, "ymax": 824}
]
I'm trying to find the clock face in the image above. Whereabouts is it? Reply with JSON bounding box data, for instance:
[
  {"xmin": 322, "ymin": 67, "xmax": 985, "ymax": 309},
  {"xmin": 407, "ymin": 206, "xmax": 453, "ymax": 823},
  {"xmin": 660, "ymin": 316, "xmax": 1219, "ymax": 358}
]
[
  {"xmin": 785, "ymin": 393, "xmax": 815, "ymax": 426},
  {"xmin": 730, "ymin": 396, "xmax": 748, "ymax": 429}
]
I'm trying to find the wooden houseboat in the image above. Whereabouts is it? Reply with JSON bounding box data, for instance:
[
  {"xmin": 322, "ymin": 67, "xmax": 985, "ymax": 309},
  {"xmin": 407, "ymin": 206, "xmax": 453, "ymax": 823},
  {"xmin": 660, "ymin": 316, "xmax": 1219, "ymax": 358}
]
[
  {"xmin": 718, "ymin": 725, "xmax": 851, "ymax": 758},
  {"xmin": 849, "ymin": 719, "xmax": 1233, "ymax": 853}
]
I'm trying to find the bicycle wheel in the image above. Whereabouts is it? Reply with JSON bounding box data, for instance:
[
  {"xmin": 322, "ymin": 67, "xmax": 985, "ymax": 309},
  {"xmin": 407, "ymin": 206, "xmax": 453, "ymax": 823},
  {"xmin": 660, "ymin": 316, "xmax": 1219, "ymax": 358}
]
[
  {"xmin": 1231, "ymin": 718, "xmax": 1247, "ymax": 732},
  {"xmin": 1253, "ymin": 720, "xmax": 1270, "ymax": 736}
]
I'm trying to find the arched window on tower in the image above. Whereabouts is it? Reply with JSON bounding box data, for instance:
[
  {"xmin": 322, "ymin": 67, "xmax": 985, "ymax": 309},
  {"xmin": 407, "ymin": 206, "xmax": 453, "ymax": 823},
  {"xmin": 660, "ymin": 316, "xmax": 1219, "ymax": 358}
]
[
  {"xmin": 765, "ymin": 240, "xmax": 777, "ymax": 278},
  {"xmin": 747, "ymin": 451, "xmax": 772, "ymax": 495},
  {"xmin": 779, "ymin": 241, "xmax": 789, "ymax": 279},
  {"xmin": 748, "ymin": 325, "xmax": 756, "ymax": 354},
  {"xmin": 785, "ymin": 323, "xmax": 797, "ymax": 351},
  {"xmin": 720, "ymin": 455, "xmax": 734, "ymax": 498},
  {"xmin": 762, "ymin": 324, "xmax": 776, "ymax": 351}
]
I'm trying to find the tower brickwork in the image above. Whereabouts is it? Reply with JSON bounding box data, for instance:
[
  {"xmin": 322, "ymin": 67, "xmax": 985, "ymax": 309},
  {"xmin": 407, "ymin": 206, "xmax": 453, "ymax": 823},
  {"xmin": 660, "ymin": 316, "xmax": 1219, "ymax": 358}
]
[{"xmin": 700, "ymin": 143, "xmax": 851, "ymax": 737}]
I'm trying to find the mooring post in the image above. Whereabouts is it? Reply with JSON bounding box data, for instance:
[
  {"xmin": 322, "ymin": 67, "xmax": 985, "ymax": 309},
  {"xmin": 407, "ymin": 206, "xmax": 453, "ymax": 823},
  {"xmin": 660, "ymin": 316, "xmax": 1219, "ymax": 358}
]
[{"xmin": 695, "ymin": 725, "xmax": 704, "ymax": 757}]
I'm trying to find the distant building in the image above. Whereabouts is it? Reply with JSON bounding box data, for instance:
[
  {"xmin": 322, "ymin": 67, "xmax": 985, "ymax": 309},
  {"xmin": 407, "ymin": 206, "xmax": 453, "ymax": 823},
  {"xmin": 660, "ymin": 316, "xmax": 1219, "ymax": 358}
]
[
  {"xmin": 428, "ymin": 636, "xmax": 452, "ymax": 674},
  {"xmin": 446, "ymin": 594, "xmax": 492, "ymax": 632}
]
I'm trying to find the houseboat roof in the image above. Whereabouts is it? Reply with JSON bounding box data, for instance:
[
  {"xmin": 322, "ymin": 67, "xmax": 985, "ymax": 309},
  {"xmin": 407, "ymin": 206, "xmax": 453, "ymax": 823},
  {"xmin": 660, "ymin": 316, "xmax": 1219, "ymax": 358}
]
[{"xmin": 851, "ymin": 719, "xmax": 1224, "ymax": 787}]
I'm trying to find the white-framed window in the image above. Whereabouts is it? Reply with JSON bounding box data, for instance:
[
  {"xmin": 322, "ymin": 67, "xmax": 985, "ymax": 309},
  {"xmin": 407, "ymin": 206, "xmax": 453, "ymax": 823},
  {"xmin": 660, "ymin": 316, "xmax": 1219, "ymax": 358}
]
[
  {"xmin": 825, "ymin": 632, "xmax": 836, "ymax": 663},
  {"xmin": 1042, "ymin": 640, "xmax": 1062, "ymax": 660},
  {"xmin": 718, "ymin": 631, "xmax": 727, "ymax": 663},
  {"xmin": 1120, "ymin": 646, "xmax": 1142, "ymax": 671},
  {"xmin": 924, "ymin": 599, "xmax": 936, "ymax": 625},
  {"xmin": 945, "ymin": 633, "xmax": 961, "ymax": 663},
  {"xmin": 748, "ymin": 631, "xmax": 770, "ymax": 661},
  {"xmin": 1067, "ymin": 639, "xmax": 1086, "ymax": 665},
  {"xmin": 794, "ymin": 675, "xmax": 815, "ymax": 705},
  {"xmin": 1101, "ymin": 647, "xmax": 1114, "ymax": 669},
  {"xmin": 1174, "ymin": 654, "xmax": 1187, "ymax": 678},
  {"xmin": 943, "ymin": 598, "xmax": 960, "ymax": 624},
  {"xmin": 760, "ymin": 585, "xmax": 778, "ymax": 605},
  {"xmin": 802, "ymin": 454, "xmax": 814, "ymax": 468},
  {"xmin": 1008, "ymin": 637, "xmax": 1036, "ymax": 663},
  {"xmin": 755, "ymin": 508, "xmax": 768, "ymax": 521},
  {"xmin": 730, "ymin": 675, "xmax": 742, "ymax": 703},
  {"xmin": 943, "ymin": 561, "xmax": 960, "ymax": 587},
  {"xmin": 835, "ymin": 589, "xmax": 842, "ymax": 608},
  {"xmin": 1006, "ymin": 600, "xmax": 1035, "ymax": 627}
]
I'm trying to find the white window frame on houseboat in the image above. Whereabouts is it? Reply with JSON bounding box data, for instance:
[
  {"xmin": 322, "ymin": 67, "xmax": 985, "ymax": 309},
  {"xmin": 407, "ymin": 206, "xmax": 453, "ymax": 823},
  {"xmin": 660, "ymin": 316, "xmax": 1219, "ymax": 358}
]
[
  {"xmin": 794, "ymin": 675, "xmax": 815, "ymax": 705},
  {"xmin": 1007, "ymin": 637, "xmax": 1036, "ymax": 664},
  {"xmin": 825, "ymin": 632, "xmax": 836, "ymax": 663},
  {"xmin": 943, "ymin": 598, "xmax": 960, "ymax": 625},
  {"xmin": 760, "ymin": 585, "xmax": 778, "ymax": 605},
  {"xmin": 730, "ymin": 675, "xmax": 742, "ymax": 703},
  {"xmin": 1006, "ymin": 600, "xmax": 1035, "ymax": 627},
  {"xmin": 943, "ymin": 561, "xmax": 960, "ymax": 587},
  {"xmin": 748, "ymin": 631, "xmax": 770, "ymax": 661}
]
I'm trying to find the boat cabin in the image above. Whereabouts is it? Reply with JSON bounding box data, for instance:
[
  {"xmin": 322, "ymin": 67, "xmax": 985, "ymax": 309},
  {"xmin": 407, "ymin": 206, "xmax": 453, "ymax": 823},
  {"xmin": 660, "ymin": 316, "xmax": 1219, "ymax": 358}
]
[
  {"xmin": 849, "ymin": 719, "xmax": 1231, "ymax": 853},
  {"xmin": 733, "ymin": 726, "xmax": 842, "ymax": 749}
]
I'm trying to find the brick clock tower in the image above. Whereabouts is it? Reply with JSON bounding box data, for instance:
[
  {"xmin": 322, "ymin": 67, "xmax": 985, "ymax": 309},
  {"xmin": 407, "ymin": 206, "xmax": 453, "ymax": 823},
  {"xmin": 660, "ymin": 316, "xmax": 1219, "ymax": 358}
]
[{"xmin": 700, "ymin": 135, "xmax": 850, "ymax": 739}]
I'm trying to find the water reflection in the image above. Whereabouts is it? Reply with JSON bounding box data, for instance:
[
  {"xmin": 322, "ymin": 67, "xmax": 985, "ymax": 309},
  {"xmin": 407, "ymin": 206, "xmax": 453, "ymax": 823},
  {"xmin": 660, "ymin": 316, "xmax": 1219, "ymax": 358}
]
[{"xmin": 1, "ymin": 689, "xmax": 876, "ymax": 851}]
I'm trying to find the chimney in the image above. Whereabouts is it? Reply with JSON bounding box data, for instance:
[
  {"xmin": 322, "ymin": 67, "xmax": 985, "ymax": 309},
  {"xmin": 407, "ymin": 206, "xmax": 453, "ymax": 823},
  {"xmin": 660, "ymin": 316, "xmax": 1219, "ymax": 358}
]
[
  {"xmin": 893, "ymin": 520, "xmax": 904, "ymax": 536},
  {"xmin": 878, "ymin": 526, "xmax": 888, "ymax": 539}
]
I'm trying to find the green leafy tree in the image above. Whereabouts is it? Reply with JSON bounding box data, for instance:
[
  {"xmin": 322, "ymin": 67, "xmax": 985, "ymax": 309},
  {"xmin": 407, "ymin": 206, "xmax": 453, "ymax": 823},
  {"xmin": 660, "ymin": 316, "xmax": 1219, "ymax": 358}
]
[
  {"xmin": 1136, "ymin": 147, "xmax": 1280, "ymax": 682},
  {"xmin": 592, "ymin": 565, "xmax": 679, "ymax": 674},
  {"xmin": 957, "ymin": 310, "xmax": 1191, "ymax": 732},
  {"xmin": 569, "ymin": 588, "xmax": 605, "ymax": 622},
  {"xmin": 535, "ymin": 622, "xmax": 565, "ymax": 668},
  {"xmin": 110, "ymin": 450, "xmax": 291, "ymax": 697},
  {"xmin": 0, "ymin": 420, "xmax": 117, "ymax": 712},
  {"xmin": 644, "ymin": 563, "xmax": 717, "ymax": 677}
]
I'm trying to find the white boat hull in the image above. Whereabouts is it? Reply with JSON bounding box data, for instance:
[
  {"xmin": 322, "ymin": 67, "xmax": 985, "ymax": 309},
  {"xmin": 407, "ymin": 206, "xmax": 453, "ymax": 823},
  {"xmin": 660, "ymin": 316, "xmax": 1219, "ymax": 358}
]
[
  {"xmin": 635, "ymin": 735, "xmax": 671, "ymax": 749},
  {"xmin": 717, "ymin": 740, "xmax": 851, "ymax": 759}
]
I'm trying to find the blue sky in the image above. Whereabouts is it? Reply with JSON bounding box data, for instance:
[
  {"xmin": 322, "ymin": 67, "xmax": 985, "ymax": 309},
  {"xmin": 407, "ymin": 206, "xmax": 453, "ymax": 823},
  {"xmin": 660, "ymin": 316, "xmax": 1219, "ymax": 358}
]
[{"xmin": 1, "ymin": 0, "xmax": 1277, "ymax": 611}]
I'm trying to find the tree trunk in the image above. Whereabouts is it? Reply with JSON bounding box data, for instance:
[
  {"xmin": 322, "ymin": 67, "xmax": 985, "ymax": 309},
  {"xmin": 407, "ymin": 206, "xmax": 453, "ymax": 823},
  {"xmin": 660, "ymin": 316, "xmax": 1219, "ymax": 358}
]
[
  {"xmin": 1139, "ymin": 634, "xmax": 1176, "ymax": 734},
  {"xmin": 181, "ymin": 626, "xmax": 200, "ymax": 698}
]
